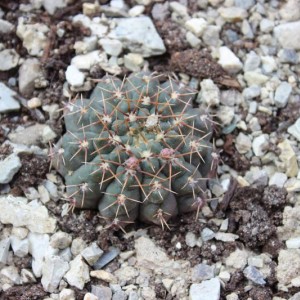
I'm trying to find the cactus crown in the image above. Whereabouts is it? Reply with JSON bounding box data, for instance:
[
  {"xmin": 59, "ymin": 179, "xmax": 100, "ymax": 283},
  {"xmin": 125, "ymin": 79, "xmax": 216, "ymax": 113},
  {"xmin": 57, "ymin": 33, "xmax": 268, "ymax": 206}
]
[{"xmin": 53, "ymin": 71, "xmax": 215, "ymax": 229}]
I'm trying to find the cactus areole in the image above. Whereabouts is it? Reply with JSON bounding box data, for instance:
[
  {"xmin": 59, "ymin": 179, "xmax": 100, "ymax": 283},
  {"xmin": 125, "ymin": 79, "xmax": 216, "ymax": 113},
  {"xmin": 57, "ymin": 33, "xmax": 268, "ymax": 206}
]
[{"xmin": 54, "ymin": 72, "xmax": 215, "ymax": 228}]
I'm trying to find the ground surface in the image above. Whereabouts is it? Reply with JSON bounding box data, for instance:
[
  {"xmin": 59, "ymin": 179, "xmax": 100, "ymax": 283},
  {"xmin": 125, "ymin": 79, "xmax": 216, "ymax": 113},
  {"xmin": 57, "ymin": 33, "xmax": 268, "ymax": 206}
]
[{"xmin": 0, "ymin": 0, "xmax": 300, "ymax": 300}]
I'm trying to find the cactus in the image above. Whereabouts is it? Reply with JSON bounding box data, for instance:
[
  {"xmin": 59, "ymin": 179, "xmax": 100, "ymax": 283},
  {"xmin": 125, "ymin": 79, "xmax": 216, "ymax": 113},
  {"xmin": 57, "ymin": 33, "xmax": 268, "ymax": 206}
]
[{"xmin": 52, "ymin": 72, "xmax": 215, "ymax": 229}]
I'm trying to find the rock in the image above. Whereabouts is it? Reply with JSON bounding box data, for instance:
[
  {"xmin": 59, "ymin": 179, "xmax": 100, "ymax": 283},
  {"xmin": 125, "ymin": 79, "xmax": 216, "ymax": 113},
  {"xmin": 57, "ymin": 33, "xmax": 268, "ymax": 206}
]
[
  {"xmin": 280, "ymin": 0, "xmax": 300, "ymax": 21},
  {"xmin": 185, "ymin": 18, "xmax": 207, "ymax": 37},
  {"xmin": 288, "ymin": 118, "xmax": 300, "ymax": 141},
  {"xmin": 191, "ymin": 263, "xmax": 215, "ymax": 283},
  {"xmin": 269, "ymin": 172, "xmax": 288, "ymax": 188},
  {"xmin": 0, "ymin": 195, "xmax": 56, "ymax": 233},
  {"xmin": 286, "ymin": 238, "xmax": 300, "ymax": 249},
  {"xmin": 151, "ymin": 2, "xmax": 169, "ymax": 21},
  {"xmin": 43, "ymin": 0, "xmax": 67, "ymax": 15},
  {"xmin": 124, "ymin": 53, "xmax": 144, "ymax": 72},
  {"xmin": 235, "ymin": 133, "xmax": 252, "ymax": 154},
  {"xmin": 16, "ymin": 17, "xmax": 49, "ymax": 56},
  {"xmin": 65, "ymin": 65, "xmax": 85, "ymax": 87},
  {"xmin": 99, "ymin": 38, "xmax": 123, "ymax": 57},
  {"xmin": 0, "ymin": 154, "xmax": 21, "ymax": 184},
  {"xmin": 71, "ymin": 238, "xmax": 87, "ymax": 257},
  {"xmin": 169, "ymin": 1, "xmax": 188, "ymax": 16},
  {"xmin": 215, "ymin": 232, "xmax": 239, "ymax": 242},
  {"xmin": 244, "ymin": 167, "xmax": 268, "ymax": 187},
  {"xmin": 278, "ymin": 139, "xmax": 299, "ymax": 177},
  {"xmin": 81, "ymin": 242, "xmax": 104, "ymax": 266},
  {"xmin": 89, "ymin": 286, "xmax": 112, "ymax": 300},
  {"xmin": 0, "ymin": 82, "xmax": 21, "ymax": 113},
  {"xmin": 244, "ymin": 71, "xmax": 269, "ymax": 86},
  {"xmin": 10, "ymin": 236, "xmax": 29, "ymax": 257},
  {"xmin": 244, "ymin": 51, "xmax": 261, "ymax": 72},
  {"xmin": 234, "ymin": 0, "xmax": 255, "ymax": 10},
  {"xmin": 129, "ymin": 5, "xmax": 145, "ymax": 17},
  {"xmin": 0, "ymin": 19, "xmax": 14, "ymax": 33},
  {"xmin": 74, "ymin": 36, "xmax": 98, "ymax": 54},
  {"xmin": 243, "ymin": 266, "xmax": 266, "ymax": 285},
  {"xmin": 50, "ymin": 232, "xmax": 72, "ymax": 250},
  {"xmin": 242, "ymin": 19, "xmax": 254, "ymax": 39},
  {"xmin": 261, "ymin": 55, "xmax": 276, "ymax": 73},
  {"xmin": 11, "ymin": 227, "xmax": 28, "ymax": 239},
  {"xmin": 71, "ymin": 50, "xmax": 104, "ymax": 70},
  {"xmin": 274, "ymin": 82, "xmax": 292, "ymax": 108},
  {"xmin": 189, "ymin": 278, "xmax": 220, "ymax": 300},
  {"xmin": 114, "ymin": 265, "xmax": 138, "ymax": 284},
  {"xmin": 28, "ymin": 232, "xmax": 50, "ymax": 277},
  {"xmin": 198, "ymin": 79, "xmax": 220, "ymax": 106},
  {"xmin": 216, "ymin": 106, "xmax": 235, "ymax": 125},
  {"xmin": 218, "ymin": 7, "xmax": 248, "ymax": 22},
  {"xmin": 243, "ymin": 85, "xmax": 261, "ymax": 99},
  {"xmin": 201, "ymin": 228, "xmax": 215, "ymax": 241},
  {"xmin": 90, "ymin": 270, "xmax": 117, "ymax": 283},
  {"xmin": 260, "ymin": 19, "xmax": 274, "ymax": 33},
  {"xmin": 226, "ymin": 249, "xmax": 249, "ymax": 270},
  {"xmin": 278, "ymin": 49, "xmax": 299, "ymax": 64},
  {"xmin": 59, "ymin": 289, "xmax": 76, "ymax": 300},
  {"xmin": 0, "ymin": 266, "xmax": 21, "ymax": 285},
  {"xmin": 28, "ymin": 97, "xmax": 42, "ymax": 109},
  {"xmin": 218, "ymin": 46, "xmax": 242, "ymax": 74},
  {"xmin": 19, "ymin": 58, "xmax": 43, "ymax": 96},
  {"xmin": 108, "ymin": 16, "xmax": 166, "ymax": 57},
  {"xmin": 41, "ymin": 255, "xmax": 69, "ymax": 292},
  {"xmin": 84, "ymin": 293, "xmax": 99, "ymax": 300},
  {"xmin": 252, "ymin": 134, "xmax": 269, "ymax": 156},
  {"xmin": 93, "ymin": 247, "xmax": 120, "ymax": 269},
  {"xmin": 0, "ymin": 238, "xmax": 10, "ymax": 264},
  {"xmin": 64, "ymin": 255, "xmax": 90, "ymax": 290},
  {"xmin": 274, "ymin": 21, "xmax": 300, "ymax": 50},
  {"xmin": 277, "ymin": 249, "xmax": 300, "ymax": 286},
  {"xmin": 185, "ymin": 232, "xmax": 197, "ymax": 247},
  {"xmin": 20, "ymin": 269, "xmax": 36, "ymax": 284},
  {"xmin": 0, "ymin": 49, "xmax": 20, "ymax": 71},
  {"xmin": 73, "ymin": 15, "xmax": 108, "ymax": 38},
  {"xmin": 186, "ymin": 31, "xmax": 201, "ymax": 48},
  {"xmin": 202, "ymin": 25, "xmax": 221, "ymax": 47}
]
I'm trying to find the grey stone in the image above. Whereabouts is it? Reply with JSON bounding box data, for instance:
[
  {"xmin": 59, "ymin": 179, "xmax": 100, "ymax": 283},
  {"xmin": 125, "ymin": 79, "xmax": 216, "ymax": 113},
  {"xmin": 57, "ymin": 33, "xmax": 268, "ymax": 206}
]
[
  {"xmin": 202, "ymin": 25, "xmax": 220, "ymax": 47},
  {"xmin": 189, "ymin": 278, "xmax": 220, "ymax": 300},
  {"xmin": 71, "ymin": 238, "xmax": 87, "ymax": 257},
  {"xmin": 219, "ymin": 7, "xmax": 248, "ymax": 22},
  {"xmin": 81, "ymin": 242, "xmax": 104, "ymax": 266},
  {"xmin": 0, "ymin": 266, "xmax": 21, "ymax": 285},
  {"xmin": 288, "ymin": 118, "xmax": 300, "ymax": 141},
  {"xmin": 280, "ymin": 0, "xmax": 300, "ymax": 22},
  {"xmin": 93, "ymin": 247, "xmax": 120, "ymax": 269},
  {"xmin": 201, "ymin": 228, "xmax": 215, "ymax": 242},
  {"xmin": 90, "ymin": 286, "xmax": 112, "ymax": 300},
  {"xmin": 151, "ymin": 2, "xmax": 169, "ymax": 21},
  {"xmin": 108, "ymin": 16, "xmax": 166, "ymax": 57},
  {"xmin": 244, "ymin": 51, "xmax": 261, "ymax": 72},
  {"xmin": 260, "ymin": 19, "xmax": 275, "ymax": 33},
  {"xmin": 274, "ymin": 82, "xmax": 292, "ymax": 108},
  {"xmin": 124, "ymin": 53, "xmax": 144, "ymax": 72},
  {"xmin": 59, "ymin": 289, "xmax": 76, "ymax": 300},
  {"xmin": 234, "ymin": 0, "xmax": 255, "ymax": 10},
  {"xmin": 0, "ymin": 49, "xmax": 20, "ymax": 71},
  {"xmin": 191, "ymin": 263, "xmax": 215, "ymax": 283},
  {"xmin": 0, "ymin": 19, "xmax": 14, "ymax": 33},
  {"xmin": 274, "ymin": 21, "xmax": 300, "ymax": 50},
  {"xmin": 41, "ymin": 255, "xmax": 69, "ymax": 292},
  {"xmin": 0, "ymin": 238, "xmax": 10, "ymax": 264},
  {"xmin": 50, "ymin": 231, "xmax": 72, "ymax": 250},
  {"xmin": 218, "ymin": 46, "xmax": 242, "ymax": 74},
  {"xmin": 269, "ymin": 172, "xmax": 287, "ymax": 188},
  {"xmin": 243, "ymin": 85, "xmax": 261, "ymax": 100},
  {"xmin": 278, "ymin": 48, "xmax": 299, "ymax": 64},
  {"xmin": 0, "ymin": 154, "xmax": 21, "ymax": 184},
  {"xmin": 43, "ymin": 0, "xmax": 67, "ymax": 15},
  {"xmin": 243, "ymin": 266, "xmax": 266, "ymax": 285},
  {"xmin": 99, "ymin": 38, "xmax": 123, "ymax": 56},
  {"xmin": 261, "ymin": 55, "xmax": 276, "ymax": 73},
  {"xmin": 10, "ymin": 236, "xmax": 29, "ymax": 257},
  {"xmin": 185, "ymin": 18, "xmax": 207, "ymax": 37},
  {"xmin": 185, "ymin": 232, "xmax": 197, "ymax": 248},
  {"xmin": 186, "ymin": 31, "xmax": 201, "ymax": 48},
  {"xmin": 18, "ymin": 58, "xmax": 43, "ymax": 96},
  {"xmin": 0, "ymin": 82, "xmax": 21, "ymax": 113},
  {"xmin": 198, "ymin": 79, "xmax": 220, "ymax": 106}
]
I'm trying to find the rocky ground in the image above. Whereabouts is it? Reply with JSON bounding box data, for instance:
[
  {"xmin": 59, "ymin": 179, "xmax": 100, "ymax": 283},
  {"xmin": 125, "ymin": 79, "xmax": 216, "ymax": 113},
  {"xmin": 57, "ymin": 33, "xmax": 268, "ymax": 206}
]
[{"xmin": 0, "ymin": 0, "xmax": 300, "ymax": 299}]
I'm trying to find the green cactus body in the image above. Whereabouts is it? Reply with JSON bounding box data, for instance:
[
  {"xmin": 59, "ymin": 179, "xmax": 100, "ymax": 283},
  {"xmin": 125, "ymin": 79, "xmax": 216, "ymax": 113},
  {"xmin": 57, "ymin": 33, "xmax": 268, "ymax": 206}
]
[{"xmin": 55, "ymin": 72, "xmax": 214, "ymax": 228}]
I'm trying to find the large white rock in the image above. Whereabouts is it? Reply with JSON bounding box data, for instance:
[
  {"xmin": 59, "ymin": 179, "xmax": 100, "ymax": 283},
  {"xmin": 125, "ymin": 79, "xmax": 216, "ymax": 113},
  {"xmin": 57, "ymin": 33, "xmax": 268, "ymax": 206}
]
[
  {"xmin": 65, "ymin": 65, "xmax": 85, "ymax": 87},
  {"xmin": 64, "ymin": 255, "xmax": 90, "ymax": 290},
  {"xmin": 274, "ymin": 21, "xmax": 300, "ymax": 50},
  {"xmin": 0, "ymin": 196, "xmax": 56, "ymax": 233},
  {"xmin": 218, "ymin": 46, "xmax": 243, "ymax": 74},
  {"xmin": 108, "ymin": 16, "xmax": 166, "ymax": 57},
  {"xmin": 41, "ymin": 255, "xmax": 69, "ymax": 292},
  {"xmin": 0, "ymin": 49, "xmax": 20, "ymax": 71},
  {"xmin": 189, "ymin": 278, "xmax": 221, "ymax": 300}
]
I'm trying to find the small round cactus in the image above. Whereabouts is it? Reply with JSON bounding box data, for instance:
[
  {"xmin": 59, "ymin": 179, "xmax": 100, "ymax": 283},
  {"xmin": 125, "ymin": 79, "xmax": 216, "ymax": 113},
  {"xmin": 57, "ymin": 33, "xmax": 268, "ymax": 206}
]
[{"xmin": 54, "ymin": 72, "xmax": 215, "ymax": 228}]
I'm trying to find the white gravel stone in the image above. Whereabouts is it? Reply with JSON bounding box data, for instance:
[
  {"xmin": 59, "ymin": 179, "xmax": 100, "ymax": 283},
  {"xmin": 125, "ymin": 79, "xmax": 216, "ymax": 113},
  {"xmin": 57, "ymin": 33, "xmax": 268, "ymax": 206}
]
[
  {"xmin": 0, "ymin": 154, "xmax": 22, "ymax": 184},
  {"xmin": 252, "ymin": 134, "xmax": 269, "ymax": 156},
  {"xmin": 42, "ymin": 255, "xmax": 69, "ymax": 292},
  {"xmin": 234, "ymin": 0, "xmax": 255, "ymax": 10},
  {"xmin": 84, "ymin": 293, "xmax": 100, "ymax": 300},
  {"xmin": 243, "ymin": 266, "xmax": 266, "ymax": 285},
  {"xmin": 90, "ymin": 270, "xmax": 117, "ymax": 283},
  {"xmin": 0, "ymin": 238, "xmax": 10, "ymax": 264},
  {"xmin": 185, "ymin": 232, "xmax": 197, "ymax": 247},
  {"xmin": 66, "ymin": 65, "xmax": 85, "ymax": 87},
  {"xmin": 81, "ymin": 242, "xmax": 104, "ymax": 266},
  {"xmin": 218, "ymin": 7, "xmax": 248, "ymax": 22},
  {"xmin": 27, "ymin": 97, "xmax": 42, "ymax": 109},
  {"xmin": 99, "ymin": 38, "xmax": 123, "ymax": 57},
  {"xmin": 71, "ymin": 238, "xmax": 87, "ymax": 256},
  {"xmin": 74, "ymin": 36, "xmax": 98, "ymax": 54},
  {"xmin": 243, "ymin": 85, "xmax": 261, "ymax": 100},
  {"xmin": 191, "ymin": 263, "xmax": 215, "ymax": 282},
  {"xmin": 128, "ymin": 5, "xmax": 145, "ymax": 17},
  {"xmin": 71, "ymin": 50, "xmax": 103, "ymax": 70},
  {"xmin": 278, "ymin": 48, "xmax": 299, "ymax": 64},
  {"xmin": 189, "ymin": 278, "xmax": 220, "ymax": 300},
  {"xmin": 50, "ymin": 232, "xmax": 72, "ymax": 250},
  {"xmin": 280, "ymin": 0, "xmax": 300, "ymax": 22},
  {"xmin": 288, "ymin": 118, "xmax": 300, "ymax": 141},
  {"xmin": 108, "ymin": 16, "xmax": 166, "ymax": 57},
  {"xmin": 269, "ymin": 172, "xmax": 288, "ymax": 188},
  {"xmin": 0, "ymin": 49, "xmax": 20, "ymax": 71},
  {"xmin": 0, "ymin": 19, "xmax": 14, "ymax": 33},
  {"xmin": 261, "ymin": 56, "xmax": 276, "ymax": 74},
  {"xmin": 201, "ymin": 228, "xmax": 215, "ymax": 241},
  {"xmin": 226, "ymin": 249, "xmax": 249, "ymax": 269},
  {"xmin": 43, "ymin": 0, "xmax": 67, "ymax": 15},
  {"xmin": 186, "ymin": 31, "xmax": 201, "ymax": 48},
  {"xmin": 215, "ymin": 232, "xmax": 239, "ymax": 242},
  {"xmin": 274, "ymin": 21, "xmax": 300, "ymax": 50},
  {"xmin": 217, "ymin": 106, "xmax": 235, "ymax": 125},
  {"xmin": 16, "ymin": 17, "xmax": 49, "ymax": 56},
  {"xmin": 235, "ymin": 132, "xmax": 252, "ymax": 154},
  {"xmin": 18, "ymin": 58, "xmax": 43, "ymax": 96},
  {"xmin": 64, "ymin": 255, "xmax": 90, "ymax": 290},
  {"xmin": 20, "ymin": 269, "xmax": 36, "ymax": 284},
  {"xmin": 124, "ymin": 53, "xmax": 144, "ymax": 72},
  {"xmin": 260, "ymin": 19, "xmax": 275, "ymax": 33},
  {"xmin": 274, "ymin": 82, "xmax": 292, "ymax": 108},
  {"xmin": 202, "ymin": 25, "xmax": 221, "ymax": 47},
  {"xmin": 198, "ymin": 79, "xmax": 220, "ymax": 106},
  {"xmin": 185, "ymin": 18, "xmax": 207, "ymax": 37},
  {"xmin": 244, "ymin": 51, "xmax": 261, "ymax": 72},
  {"xmin": 0, "ymin": 195, "xmax": 56, "ymax": 233},
  {"xmin": 59, "ymin": 288, "xmax": 76, "ymax": 300},
  {"xmin": 278, "ymin": 139, "xmax": 299, "ymax": 177},
  {"xmin": 169, "ymin": 1, "xmax": 188, "ymax": 16},
  {"xmin": 218, "ymin": 46, "xmax": 242, "ymax": 74},
  {"xmin": 11, "ymin": 227, "xmax": 28, "ymax": 240},
  {"xmin": 244, "ymin": 71, "xmax": 268, "ymax": 86},
  {"xmin": 286, "ymin": 237, "xmax": 300, "ymax": 249},
  {"xmin": 0, "ymin": 266, "xmax": 21, "ymax": 285},
  {"xmin": 0, "ymin": 82, "xmax": 21, "ymax": 113},
  {"xmin": 10, "ymin": 236, "xmax": 29, "ymax": 257}
]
